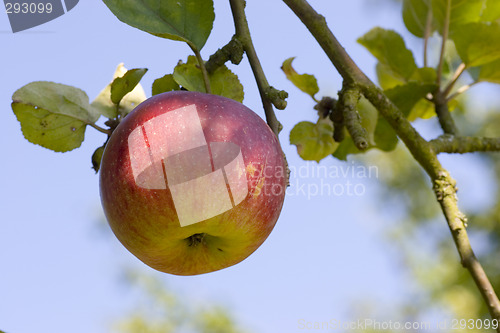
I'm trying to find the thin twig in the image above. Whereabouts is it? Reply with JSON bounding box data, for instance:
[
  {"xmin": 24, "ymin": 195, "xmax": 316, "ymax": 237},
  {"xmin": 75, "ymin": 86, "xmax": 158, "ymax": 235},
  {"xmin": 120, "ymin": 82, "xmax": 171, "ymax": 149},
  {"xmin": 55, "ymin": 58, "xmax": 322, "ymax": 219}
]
[
  {"xmin": 229, "ymin": 0, "xmax": 282, "ymax": 137},
  {"xmin": 88, "ymin": 123, "xmax": 112, "ymax": 135},
  {"xmin": 447, "ymin": 81, "xmax": 479, "ymax": 102},
  {"xmin": 189, "ymin": 43, "xmax": 212, "ymax": 94},
  {"xmin": 282, "ymin": 0, "xmax": 500, "ymax": 324},
  {"xmin": 443, "ymin": 63, "xmax": 466, "ymax": 97}
]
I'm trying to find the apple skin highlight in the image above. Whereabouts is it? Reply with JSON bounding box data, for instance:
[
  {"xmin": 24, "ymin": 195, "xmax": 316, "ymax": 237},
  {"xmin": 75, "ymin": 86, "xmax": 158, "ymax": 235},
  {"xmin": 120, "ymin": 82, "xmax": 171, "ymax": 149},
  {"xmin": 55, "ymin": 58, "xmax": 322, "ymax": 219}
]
[{"xmin": 99, "ymin": 91, "xmax": 287, "ymax": 275}]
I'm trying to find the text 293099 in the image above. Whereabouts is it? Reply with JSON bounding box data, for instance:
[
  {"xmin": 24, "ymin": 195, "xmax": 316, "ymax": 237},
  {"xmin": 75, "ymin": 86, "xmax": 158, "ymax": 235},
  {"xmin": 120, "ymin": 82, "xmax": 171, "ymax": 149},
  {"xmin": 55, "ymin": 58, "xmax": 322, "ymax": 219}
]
[{"xmin": 5, "ymin": 2, "xmax": 53, "ymax": 14}]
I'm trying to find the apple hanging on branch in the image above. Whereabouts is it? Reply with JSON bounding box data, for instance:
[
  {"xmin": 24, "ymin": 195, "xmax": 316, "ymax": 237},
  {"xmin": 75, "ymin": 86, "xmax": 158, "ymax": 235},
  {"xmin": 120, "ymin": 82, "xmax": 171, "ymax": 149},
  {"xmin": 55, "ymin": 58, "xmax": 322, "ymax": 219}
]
[{"xmin": 99, "ymin": 91, "xmax": 287, "ymax": 275}]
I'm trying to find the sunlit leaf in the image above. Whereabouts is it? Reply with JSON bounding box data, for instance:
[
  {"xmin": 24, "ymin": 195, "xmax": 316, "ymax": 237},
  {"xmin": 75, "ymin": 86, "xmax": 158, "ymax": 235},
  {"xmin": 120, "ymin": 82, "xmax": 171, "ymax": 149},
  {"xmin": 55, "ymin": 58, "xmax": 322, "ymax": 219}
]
[
  {"xmin": 103, "ymin": 0, "xmax": 215, "ymax": 50},
  {"xmin": 482, "ymin": 0, "xmax": 500, "ymax": 22},
  {"xmin": 281, "ymin": 57, "xmax": 319, "ymax": 99},
  {"xmin": 12, "ymin": 81, "xmax": 97, "ymax": 152},
  {"xmin": 111, "ymin": 68, "xmax": 148, "ymax": 105},
  {"xmin": 410, "ymin": 67, "xmax": 437, "ymax": 84},
  {"xmin": 91, "ymin": 63, "xmax": 147, "ymax": 119},
  {"xmin": 452, "ymin": 22, "xmax": 500, "ymax": 67},
  {"xmin": 290, "ymin": 118, "xmax": 338, "ymax": 162},
  {"xmin": 478, "ymin": 58, "xmax": 500, "ymax": 83},
  {"xmin": 376, "ymin": 63, "xmax": 406, "ymax": 90},
  {"xmin": 357, "ymin": 97, "xmax": 378, "ymax": 146},
  {"xmin": 173, "ymin": 56, "xmax": 244, "ymax": 102},
  {"xmin": 358, "ymin": 28, "xmax": 417, "ymax": 81},
  {"xmin": 407, "ymin": 98, "xmax": 435, "ymax": 121},
  {"xmin": 377, "ymin": 64, "xmax": 437, "ymax": 90},
  {"xmin": 432, "ymin": 0, "xmax": 484, "ymax": 34},
  {"xmin": 152, "ymin": 74, "xmax": 180, "ymax": 95}
]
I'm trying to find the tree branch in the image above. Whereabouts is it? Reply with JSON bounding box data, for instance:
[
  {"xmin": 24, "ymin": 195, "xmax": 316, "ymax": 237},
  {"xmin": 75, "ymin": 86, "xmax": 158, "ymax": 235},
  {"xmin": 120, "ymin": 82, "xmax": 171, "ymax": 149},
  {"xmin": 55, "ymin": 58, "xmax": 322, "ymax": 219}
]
[
  {"xmin": 229, "ymin": 0, "xmax": 284, "ymax": 137},
  {"xmin": 434, "ymin": 92, "xmax": 459, "ymax": 135},
  {"xmin": 338, "ymin": 83, "xmax": 368, "ymax": 150},
  {"xmin": 443, "ymin": 63, "xmax": 466, "ymax": 97},
  {"xmin": 431, "ymin": 135, "xmax": 500, "ymax": 154},
  {"xmin": 282, "ymin": 0, "xmax": 500, "ymax": 324}
]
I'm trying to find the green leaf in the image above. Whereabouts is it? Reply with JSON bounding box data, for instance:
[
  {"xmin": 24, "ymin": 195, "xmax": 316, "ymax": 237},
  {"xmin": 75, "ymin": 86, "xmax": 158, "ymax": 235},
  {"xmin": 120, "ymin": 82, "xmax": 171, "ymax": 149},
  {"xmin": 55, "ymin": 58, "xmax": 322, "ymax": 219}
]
[
  {"xmin": 360, "ymin": 98, "xmax": 397, "ymax": 153},
  {"xmin": 452, "ymin": 22, "xmax": 500, "ymax": 67},
  {"xmin": 103, "ymin": 0, "xmax": 215, "ymax": 50},
  {"xmin": 478, "ymin": 58, "xmax": 500, "ymax": 83},
  {"xmin": 111, "ymin": 68, "xmax": 148, "ymax": 105},
  {"xmin": 410, "ymin": 67, "xmax": 438, "ymax": 84},
  {"xmin": 13, "ymin": 81, "xmax": 99, "ymax": 123},
  {"xmin": 174, "ymin": 57, "xmax": 206, "ymax": 93},
  {"xmin": 209, "ymin": 66, "xmax": 244, "ymax": 103},
  {"xmin": 482, "ymin": 0, "xmax": 500, "ymax": 22},
  {"xmin": 357, "ymin": 97, "xmax": 378, "ymax": 146},
  {"xmin": 152, "ymin": 74, "xmax": 180, "ymax": 95},
  {"xmin": 11, "ymin": 81, "xmax": 96, "ymax": 152},
  {"xmin": 92, "ymin": 145, "xmax": 105, "ymax": 173},
  {"xmin": 402, "ymin": 0, "xmax": 433, "ymax": 38},
  {"xmin": 91, "ymin": 63, "xmax": 147, "ymax": 119},
  {"xmin": 332, "ymin": 139, "xmax": 358, "ymax": 161},
  {"xmin": 384, "ymin": 82, "xmax": 437, "ymax": 117},
  {"xmin": 281, "ymin": 57, "xmax": 319, "ymax": 99},
  {"xmin": 358, "ymin": 28, "xmax": 417, "ymax": 81},
  {"xmin": 432, "ymin": 0, "xmax": 484, "ymax": 34},
  {"xmin": 374, "ymin": 117, "xmax": 399, "ymax": 152},
  {"xmin": 377, "ymin": 64, "xmax": 436, "ymax": 90},
  {"xmin": 376, "ymin": 63, "xmax": 406, "ymax": 90},
  {"xmin": 407, "ymin": 98, "xmax": 435, "ymax": 121},
  {"xmin": 173, "ymin": 56, "xmax": 244, "ymax": 102},
  {"xmin": 290, "ymin": 118, "xmax": 338, "ymax": 162}
]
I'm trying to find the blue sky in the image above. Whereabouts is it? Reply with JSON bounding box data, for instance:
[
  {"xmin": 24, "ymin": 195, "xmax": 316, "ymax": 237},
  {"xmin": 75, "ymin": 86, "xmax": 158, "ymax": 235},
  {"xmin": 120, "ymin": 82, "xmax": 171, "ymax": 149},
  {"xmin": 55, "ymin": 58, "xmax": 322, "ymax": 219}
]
[{"xmin": 1, "ymin": 1, "xmax": 495, "ymax": 332}]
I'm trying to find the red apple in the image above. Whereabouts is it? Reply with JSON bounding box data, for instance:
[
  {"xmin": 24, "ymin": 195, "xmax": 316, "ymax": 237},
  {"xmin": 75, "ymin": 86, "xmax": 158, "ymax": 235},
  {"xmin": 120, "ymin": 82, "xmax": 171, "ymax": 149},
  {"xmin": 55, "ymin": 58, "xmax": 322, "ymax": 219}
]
[{"xmin": 99, "ymin": 91, "xmax": 286, "ymax": 275}]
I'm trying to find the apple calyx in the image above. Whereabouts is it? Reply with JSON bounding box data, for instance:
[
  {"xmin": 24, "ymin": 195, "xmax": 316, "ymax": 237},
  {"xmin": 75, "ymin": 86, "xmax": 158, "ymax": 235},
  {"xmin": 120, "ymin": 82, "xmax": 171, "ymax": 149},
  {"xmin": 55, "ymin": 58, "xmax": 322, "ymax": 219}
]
[{"xmin": 186, "ymin": 233, "xmax": 207, "ymax": 247}]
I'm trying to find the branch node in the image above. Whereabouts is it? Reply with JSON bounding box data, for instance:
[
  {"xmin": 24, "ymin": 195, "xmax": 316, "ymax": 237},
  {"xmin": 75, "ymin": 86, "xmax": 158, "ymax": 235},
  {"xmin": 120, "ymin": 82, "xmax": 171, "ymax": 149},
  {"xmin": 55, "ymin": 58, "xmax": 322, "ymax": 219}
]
[
  {"xmin": 205, "ymin": 36, "xmax": 245, "ymax": 73},
  {"xmin": 265, "ymin": 86, "xmax": 289, "ymax": 110}
]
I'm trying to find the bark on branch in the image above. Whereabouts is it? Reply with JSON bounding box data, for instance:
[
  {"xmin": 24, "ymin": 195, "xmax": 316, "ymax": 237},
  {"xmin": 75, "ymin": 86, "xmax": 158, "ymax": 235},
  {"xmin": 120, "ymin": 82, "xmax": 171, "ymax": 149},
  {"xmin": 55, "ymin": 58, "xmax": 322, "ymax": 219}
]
[{"xmin": 431, "ymin": 135, "xmax": 500, "ymax": 154}]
